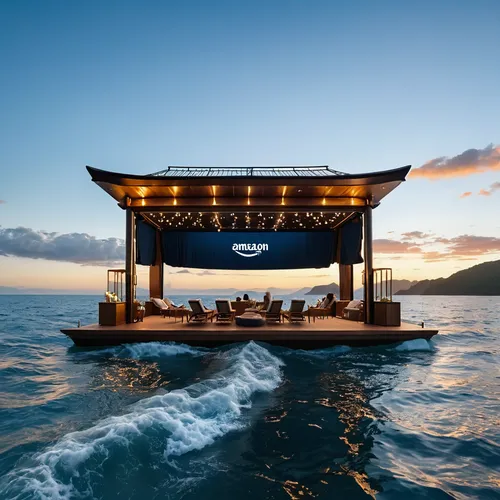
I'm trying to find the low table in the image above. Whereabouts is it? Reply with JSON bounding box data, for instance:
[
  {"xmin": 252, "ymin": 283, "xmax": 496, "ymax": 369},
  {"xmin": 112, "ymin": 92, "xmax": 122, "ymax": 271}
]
[
  {"xmin": 235, "ymin": 312, "xmax": 266, "ymax": 327},
  {"xmin": 171, "ymin": 308, "xmax": 190, "ymax": 323}
]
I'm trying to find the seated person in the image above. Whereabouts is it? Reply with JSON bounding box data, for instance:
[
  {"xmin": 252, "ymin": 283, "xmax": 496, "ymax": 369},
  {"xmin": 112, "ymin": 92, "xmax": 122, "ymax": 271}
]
[
  {"xmin": 243, "ymin": 293, "xmax": 250, "ymax": 301},
  {"xmin": 312, "ymin": 293, "xmax": 336, "ymax": 310},
  {"xmin": 236, "ymin": 296, "xmax": 242, "ymax": 302},
  {"xmin": 316, "ymin": 296, "xmax": 326, "ymax": 307},
  {"xmin": 322, "ymin": 293, "xmax": 336, "ymax": 308},
  {"xmin": 260, "ymin": 291, "xmax": 272, "ymax": 311}
]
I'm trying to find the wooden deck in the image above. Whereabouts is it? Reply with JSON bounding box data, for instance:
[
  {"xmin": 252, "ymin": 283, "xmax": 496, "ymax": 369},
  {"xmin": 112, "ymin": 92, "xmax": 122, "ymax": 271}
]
[{"xmin": 61, "ymin": 315, "xmax": 438, "ymax": 349}]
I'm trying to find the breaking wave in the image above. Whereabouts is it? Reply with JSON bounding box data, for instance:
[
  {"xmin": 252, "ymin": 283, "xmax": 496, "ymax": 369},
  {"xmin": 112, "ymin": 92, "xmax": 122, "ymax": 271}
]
[
  {"xmin": 0, "ymin": 342, "xmax": 283, "ymax": 500},
  {"xmin": 73, "ymin": 341, "xmax": 205, "ymax": 360},
  {"xmin": 395, "ymin": 339, "xmax": 434, "ymax": 352},
  {"xmin": 119, "ymin": 341, "xmax": 205, "ymax": 359}
]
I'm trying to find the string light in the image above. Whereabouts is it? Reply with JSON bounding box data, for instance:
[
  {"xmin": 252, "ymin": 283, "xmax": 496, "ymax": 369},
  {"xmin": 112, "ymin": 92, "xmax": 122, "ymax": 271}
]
[{"xmin": 145, "ymin": 211, "xmax": 355, "ymax": 231}]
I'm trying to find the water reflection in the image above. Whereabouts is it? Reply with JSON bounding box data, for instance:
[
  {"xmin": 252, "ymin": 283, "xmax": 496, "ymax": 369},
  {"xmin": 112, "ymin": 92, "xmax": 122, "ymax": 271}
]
[
  {"xmin": 256, "ymin": 472, "xmax": 317, "ymax": 499},
  {"xmin": 92, "ymin": 359, "xmax": 167, "ymax": 392},
  {"xmin": 314, "ymin": 371, "xmax": 384, "ymax": 498},
  {"xmin": 246, "ymin": 349, "xmax": 413, "ymax": 499},
  {"xmin": 0, "ymin": 346, "xmax": 75, "ymax": 409}
]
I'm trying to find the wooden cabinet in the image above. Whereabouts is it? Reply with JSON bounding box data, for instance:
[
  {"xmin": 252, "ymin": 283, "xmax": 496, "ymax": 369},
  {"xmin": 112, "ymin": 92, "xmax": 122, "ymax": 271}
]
[
  {"xmin": 145, "ymin": 301, "xmax": 160, "ymax": 316},
  {"xmin": 99, "ymin": 302, "xmax": 126, "ymax": 326},
  {"xmin": 374, "ymin": 302, "xmax": 401, "ymax": 326}
]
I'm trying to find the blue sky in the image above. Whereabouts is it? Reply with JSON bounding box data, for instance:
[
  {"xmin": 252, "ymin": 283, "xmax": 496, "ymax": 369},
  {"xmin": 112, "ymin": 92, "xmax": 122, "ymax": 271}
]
[{"xmin": 1, "ymin": 0, "xmax": 499, "ymax": 290}]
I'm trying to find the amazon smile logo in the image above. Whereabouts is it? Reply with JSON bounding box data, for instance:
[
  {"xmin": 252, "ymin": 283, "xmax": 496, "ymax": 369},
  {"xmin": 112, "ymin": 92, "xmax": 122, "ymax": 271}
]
[{"xmin": 232, "ymin": 243, "xmax": 269, "ymax": 258}]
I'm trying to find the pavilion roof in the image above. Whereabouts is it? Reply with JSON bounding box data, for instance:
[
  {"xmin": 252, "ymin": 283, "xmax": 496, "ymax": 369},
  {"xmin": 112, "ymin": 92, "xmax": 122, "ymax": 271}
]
[
  {"xmin": 149, "ymin": 166, "xmax": 347, "ymax": 177},
  {"xmin": 86, "ymin": 165, "xmax": 411, "ymax": 220}
]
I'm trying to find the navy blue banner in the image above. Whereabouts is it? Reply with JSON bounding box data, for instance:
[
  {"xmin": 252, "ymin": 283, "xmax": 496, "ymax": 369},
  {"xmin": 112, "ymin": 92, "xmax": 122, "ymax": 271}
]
[
  {"xmin": 161, "ymin": 231, "xmax": 337, "ymax": 270},
  {"xmin": 136, "ymin": 220, "xmax": 157, "ymax": 266}
]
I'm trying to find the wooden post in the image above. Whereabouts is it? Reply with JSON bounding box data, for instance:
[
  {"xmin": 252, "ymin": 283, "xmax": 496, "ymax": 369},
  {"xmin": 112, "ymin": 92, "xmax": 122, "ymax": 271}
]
[
  {"xmin": 339, "ymin": 264, "xmax": 354, "ymax": 301},
  {"xmin": 149, "ymin": 230, "xmax": 163, "ymax": 299},
  {"xmin": 363, "ymin": 203, "xmax": 374, "ymax": 324},
  {"xmin": 125, "ymin": 207, "xmax": 136, "ymax": 324}
]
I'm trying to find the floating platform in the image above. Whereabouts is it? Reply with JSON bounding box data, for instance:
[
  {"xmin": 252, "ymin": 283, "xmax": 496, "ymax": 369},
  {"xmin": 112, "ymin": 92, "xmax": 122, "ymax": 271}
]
[{"xmin": 61, "ymin": 315, "xmax": 438, "ymax": 349}]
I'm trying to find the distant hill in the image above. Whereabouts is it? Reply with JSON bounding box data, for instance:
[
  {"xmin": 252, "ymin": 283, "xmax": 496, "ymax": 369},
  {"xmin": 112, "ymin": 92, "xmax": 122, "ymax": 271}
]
[
  {"xmin": 395, "ymin": 280, "xmax": 445, "ymax": 295},
  {"xmin": 289, "ymin": 287, "xmax": 314, "ymax": 296},
  {"xmin": 397, "ymin": 260, "xmax": 500, "ymax": 295},
  {"xmin": 352, "ymin": 279, "xmax": 417, "ymax": 299},
  {"xmin": 391, "ymin": 279, "xmax": 419, "ymax": 294},
  {"xmin": 305, "ymin": 282, "xmax": 340, "ymax": 295},
  {"xmin": 303, "ymin": 279, "xmax": 416, "ymax": 298}
]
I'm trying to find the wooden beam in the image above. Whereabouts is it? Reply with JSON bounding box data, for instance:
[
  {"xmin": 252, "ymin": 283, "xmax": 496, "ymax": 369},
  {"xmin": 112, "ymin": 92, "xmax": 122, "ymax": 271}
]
[
  {"xmin": 129, "ymin": 197, "xmax": 366, "ymax": 210},
  {"xmin": 125, "ymin": 208, "xmax": 136, "ymax": 324},
  {"xmin": 149, "ymin": 230, "xmax": 163, "ymax": 299},
  {"xmin": 363, "ymin": 204, "xmax": 374, "ymax": 324},
  {"xmin": 339, "ymin": 264, "xmax": 354, "ymax": 301}
]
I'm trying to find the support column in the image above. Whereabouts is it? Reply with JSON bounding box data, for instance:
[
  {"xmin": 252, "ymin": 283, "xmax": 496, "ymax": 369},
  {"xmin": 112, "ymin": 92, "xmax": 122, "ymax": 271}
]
[
  {"xmin": 149, "ymin": 230, "xmax": 163, "ymax": 299},
  {"xmin": 125, "ymin": 207, "xmax": 136, "ymax": 324},
  {"xmin": 339, "ymin": 264, "xmax": 354, "ymax": 301},
  {"xmin": 363, "ymin": 203, "xmax": 374, "ymax": 324}
]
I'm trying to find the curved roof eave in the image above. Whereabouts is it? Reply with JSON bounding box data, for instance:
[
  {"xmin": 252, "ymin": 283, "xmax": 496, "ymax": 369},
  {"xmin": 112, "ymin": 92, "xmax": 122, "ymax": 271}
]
[{"xmin": 86, "ymin": 165, "xmax": 412, "ymax": 187}]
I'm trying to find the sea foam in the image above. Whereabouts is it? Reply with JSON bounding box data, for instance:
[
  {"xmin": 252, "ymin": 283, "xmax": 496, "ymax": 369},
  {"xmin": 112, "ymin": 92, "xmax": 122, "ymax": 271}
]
[
  {"xmin": 119, "ymin": 341, "xmax": 205, "ymax": 358},
  {"xmin": 74, "ymin": 341, "xmax": 205, "ymax": 360},
  {"xmin": 395, "ymin": 339, "xmax": 434, "ymax": 352},
  {"xmin": 0, "ymin": 341, "xmax": 283, "ymax": 500}
]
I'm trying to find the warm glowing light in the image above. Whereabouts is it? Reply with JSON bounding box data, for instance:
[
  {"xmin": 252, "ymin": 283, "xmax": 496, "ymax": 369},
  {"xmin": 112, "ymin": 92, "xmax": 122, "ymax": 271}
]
[
  {"xmin": 173, "ymin": 199, "xmax": 177, "ymax": 206},
  {"xmin": 141, "ymin": 199, "xmax": 145, "ymax": 206},
  {"xmin": 146, "ymin": 210, "xmax": 350, "ymax": 231},
  {"xmin": 322, "ymin": 198, "xmax": 326, "ymax": 205}
]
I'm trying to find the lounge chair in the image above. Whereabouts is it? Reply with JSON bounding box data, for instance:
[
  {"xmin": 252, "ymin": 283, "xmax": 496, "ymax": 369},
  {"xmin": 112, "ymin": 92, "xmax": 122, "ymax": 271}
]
[
  {"xmin": 188, "ymin": 299, "xmax": 216, "ymax": 323},
  {"xmin": 151, "ymin": 297, "xmax": 185, "ymax": 318},
  {"xmin": 164, "ymin": 296, "xmax": 184, "ymax": 310},
  {"xmin": 265, "ymin": 299, "xmax": 283, "ymax": 323},
  {"xmin": 151, "ymin": 297, "xmax": 170, "ymax": 317},
  {"xmin": 215, "ymin": 299, "xmax": 235, "ymax": 323},
  {"xmin": 307, "ymin": 296, "xmax": 336, "ymax": 322},
  {"xmin": 283, "ymin": 299, "xmax": 306, "ymax": 323},
  {"xmin": 343, "ymin": 300, "xmax": 364, "ymax": 321}
]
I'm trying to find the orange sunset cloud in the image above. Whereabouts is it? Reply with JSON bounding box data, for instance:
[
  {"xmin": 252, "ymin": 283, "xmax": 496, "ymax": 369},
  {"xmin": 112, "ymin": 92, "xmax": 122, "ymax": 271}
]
[{"xmin": 410, "ymin": 144, "xmax": 500, "ymax": 180}]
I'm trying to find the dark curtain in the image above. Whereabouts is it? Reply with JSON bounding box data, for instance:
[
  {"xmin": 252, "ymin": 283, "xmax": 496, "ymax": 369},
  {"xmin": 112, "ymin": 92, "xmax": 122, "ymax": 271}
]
[
  {"xmin": 161, "ymin": 231, "xmax": 337, "ymax": 270},
  {"xmin": 136, "ymin": 220, "xmax": 157, "ymax": 265},
  {"xmin": 339, "ymin": 218, "xmax": 364, "ymax": 265}
]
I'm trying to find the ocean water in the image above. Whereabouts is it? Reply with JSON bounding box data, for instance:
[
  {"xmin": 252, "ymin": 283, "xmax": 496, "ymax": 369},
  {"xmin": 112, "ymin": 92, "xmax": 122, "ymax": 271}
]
[{"xmin": 0, "ymin": 295, "xmax": 499, "ymax": 500}]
